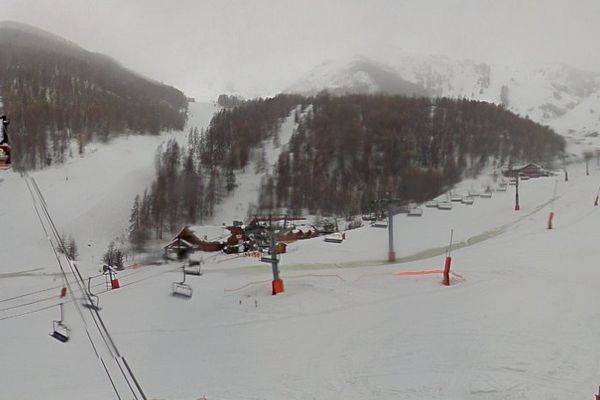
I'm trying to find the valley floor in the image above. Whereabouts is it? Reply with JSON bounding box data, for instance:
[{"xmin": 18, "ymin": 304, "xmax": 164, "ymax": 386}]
[{"xmin": 3, "ymin": 156, "xmax": 600, "ymax": 399}]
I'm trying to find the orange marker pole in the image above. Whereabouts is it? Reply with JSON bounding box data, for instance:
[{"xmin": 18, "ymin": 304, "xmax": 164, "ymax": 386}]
[
  {"xmin": 547, "ymin": 180, "xmax": 558, "ymax": 230},
  {"xmin": 443, "ymin": 229, "xmax": 454, "ymax": 286},
  {"xmin": 443, "ymin": 256, "xmax": 451, "ymax": 286},
  {"xmin": 272, "ymin": 279, "xmax": 284, "ymax": 294},
  {"xmin": 547, "ymin": 211, "xmax": 554, "ymax": 230}
]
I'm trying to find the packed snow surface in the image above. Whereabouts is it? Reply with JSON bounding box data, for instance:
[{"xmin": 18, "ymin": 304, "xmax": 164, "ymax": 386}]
[{"xmin": 3, "ymin": 102, "xmax": 600, "ymax": 399}]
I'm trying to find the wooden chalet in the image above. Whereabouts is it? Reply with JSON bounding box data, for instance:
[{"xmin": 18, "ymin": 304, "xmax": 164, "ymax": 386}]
[
  {"xmin": 502, "ymin": 163, "xmax": 549, "ymax": 178},
  {"xmin": 164, "ymin": 226, "xmax": 225, "ymax": 256}
]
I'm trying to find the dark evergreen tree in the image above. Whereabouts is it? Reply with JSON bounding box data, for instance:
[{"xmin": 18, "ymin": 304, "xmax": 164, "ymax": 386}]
[
  {"xmin": 129, "ymin": 195, "xmax": 149, "ymax": 251},
  {"xmin": 225, "ymin": 169, "xmax": 237, "ymax": 192},
  {"xmin": 67, "ymin": 236, "xmax": 79, "ymax": 261},
  {"xmin": 103, "ymin": 241, "xmax": 125, "ymax": 270}
]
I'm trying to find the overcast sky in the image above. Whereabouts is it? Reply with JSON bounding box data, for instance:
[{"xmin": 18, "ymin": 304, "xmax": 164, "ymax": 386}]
[{"xmin": 3, "ymin": 0, "xmax": 600, "ymax": 100}]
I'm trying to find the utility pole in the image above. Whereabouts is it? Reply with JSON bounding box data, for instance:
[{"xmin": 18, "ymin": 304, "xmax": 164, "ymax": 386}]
[
  {"xmin": 269, "ymin": 218, "xmax": 280, "ymax": 283},
  {"xmin": 387, "ymin": 202, "xmax": 394, "ymax": 262},
  {"xmin": 514, "ymin": 174, "xmax": 520, "ymax": 211},
  {"xmin": 260, "ymin": 215, "xmax": 284, "ymax": 295},
  {"xmin": 374, "ymin": 192, "xmax": 407, "ymax": 263}
]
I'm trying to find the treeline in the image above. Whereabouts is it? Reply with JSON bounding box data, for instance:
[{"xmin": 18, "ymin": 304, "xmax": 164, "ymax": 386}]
[
  {"xmin": 129, "ymin": 136, "xmax": 206, "ymax": 250},
  {"xmin": 217, "ymin": 94, "xmax": 244, "ymax": 108},
  {"xmin": 128, "ymin": 93, "xmax": 565, "ymax": 249},
  {"xmin": 261, "ymin": 94, "xmax": 565, "ymax": 215},
  {"xmin": 200, "ymin": 94, "xmax": 303, "ymax": 170},
  {"xmin": 0, "ymin": 22, "xmax": 188, "ymax": 170},
  {"xmin": 129, "ymin": 95, "xmax": 300, "ymax": 249}
]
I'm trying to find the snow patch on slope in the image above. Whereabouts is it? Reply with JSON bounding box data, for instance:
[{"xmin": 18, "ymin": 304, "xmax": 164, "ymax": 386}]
[
  {"xmin": 6, "ymin": 161, "xmax": 600, "ymax": 399},
  {"xmin": 207, "ymin": 105, "xmax": 306, "ymax": 225},
  {"xmin": 0, "ymin": 102, "xmax": 218, "ymax": 274}
]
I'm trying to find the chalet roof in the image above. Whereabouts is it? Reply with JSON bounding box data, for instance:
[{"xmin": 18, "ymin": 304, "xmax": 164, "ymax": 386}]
[
  {"xmin": 175, "ymin": 225, "xmax": 231, "ymax": 242},
  {"xmin": 164, "ymin": 237, "xmax": 195, "ymax": 249},
  {"xmin": 181, "ymin": 225, "xmax": 231, "ymax": 242},
  {"xmin": 519, "ymin": 163, "xmax": 543, "ymax": 169}
]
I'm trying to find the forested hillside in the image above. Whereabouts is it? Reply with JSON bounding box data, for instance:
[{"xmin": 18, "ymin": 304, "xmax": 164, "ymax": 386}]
[
  {"xmin": 130, "ymin": 93, "xmax": 565, "ymax": 248},
  {"xmin": 264, "ymin": 94, "xmax": 564, "ymax": 215},
  {"xmin": 129, "ymin": 95, "xmax": 301, "ymax": 249},
  {"xmin": 0, "ymin": 22, "xmax": 187, "ymax": 170}
]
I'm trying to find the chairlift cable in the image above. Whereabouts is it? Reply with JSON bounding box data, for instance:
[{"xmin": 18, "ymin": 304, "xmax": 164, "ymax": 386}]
[
  {"xmin": 114, "ymin": 357, "xmax": 140, "ymax": 400},
  {"xmin": 27, "ymin": 175, "xmax": 147, "ymax": 400},
  {"xmin": 25, "ymin": 177, "xmax": 69, "ymax": 285},
  {"xmin": 0, "ymin": 267, "xmax": 145, "ymax": 305},
  {"xmin": 26, "ymin": 176, "xmax": 102, "ymax": 346},
  {"xmin": 100, "ymin": 358, "xmax": 123, "ymax": 400},
  {"xmin": 121, "ymin": 356, "xmax": 148, "ymax": 400},
  {"xmin": 0, "ymin": 282, "xmax": 72, "ymax": 304},
  {"xmin": 0, "ymin": 303, "xmax": 57, "ymax": 322},
  {"xmin": 0, "ymin": 294, "xmax": 57, "ymax": 312},
  {"xmin": 0, "ymin": 266, "xmax": 142, "ymax": 306},
  {"xmin": 25, "ymin": 175, "xmax": 124, "ymax": 400}
]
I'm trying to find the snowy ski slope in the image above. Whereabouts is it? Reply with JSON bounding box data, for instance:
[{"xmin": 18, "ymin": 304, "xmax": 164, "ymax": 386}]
[{"xmin": 3, "ymin": 103, "xmax": 600, "ymax": 399}]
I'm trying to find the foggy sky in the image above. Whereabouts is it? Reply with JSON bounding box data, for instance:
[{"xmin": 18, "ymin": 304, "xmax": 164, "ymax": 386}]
[{"xmin": 3, "ymin": 0, "xmax": 600, "ymax": 100}]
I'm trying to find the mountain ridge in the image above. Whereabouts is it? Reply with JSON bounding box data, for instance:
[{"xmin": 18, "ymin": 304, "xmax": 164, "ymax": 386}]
[
  {"xmin": 0, "ymin": 21, "xmax": 188, "ymax": 170},
  {"xmin": 284, "ymin": 55, "xmax": 600, "ymax": 146}
]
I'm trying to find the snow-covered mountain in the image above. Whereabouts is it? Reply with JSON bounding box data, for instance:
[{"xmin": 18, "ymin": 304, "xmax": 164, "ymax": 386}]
[
  {"xmin": 285, "ymin": 57, "xmax": 428, "ymax": 97},
  {"xmin": 285, "ymin": 55, "xmax": 600, "ymax": 145}
]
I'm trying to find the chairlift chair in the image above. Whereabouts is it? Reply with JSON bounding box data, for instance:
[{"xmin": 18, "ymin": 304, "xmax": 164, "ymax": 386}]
[
  {"xmin": 372, "ymin": 219, "xmax": 388, "ymax": 228},
  {"xmin": 0, "ymin": 116, "xmax": 11, "ymax": 170},
  {"xmin": 50, "ymin": 303, "xmax": 70, "ymax": 343},
  {"xmin": 407, "ymin": 206, "xmax": 423, "ymax": 216},
  {"xmin": 461, "ymin": 196, "xmax": 475, "ymax": 205},
  {"xmin": 172, "ymin": 268, "xmax": 193, "ymax": 299},
  {"xmin": 0, "ymin": 144, "xmax": 11, "ymax": 170},
  {"xmin": 324, "ymin": 232, "xmax": 344, "ymax": 243},
  {"xmin": 437, "ymin": 201, "xmax": 453, "ymax": 210},
  {"xmin": 183, "ymin": 259, "xmax": 203, "ymax": 276}
]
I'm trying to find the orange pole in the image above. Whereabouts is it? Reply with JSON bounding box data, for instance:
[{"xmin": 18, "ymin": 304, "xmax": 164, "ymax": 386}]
[
  {"xmin": 443, "ymin": 256, "xmax": 451, "ymax": 286},
  {"xmin": 388, "ymin": 251, "xmax": 396, "ymax": 262},
  {"xmin": 547, "ymin": 211, "xmax": 554, "ymax": 230},
  {"xmin": 272, "ymin": 279, "xmax": 284, "ymax": 294}
]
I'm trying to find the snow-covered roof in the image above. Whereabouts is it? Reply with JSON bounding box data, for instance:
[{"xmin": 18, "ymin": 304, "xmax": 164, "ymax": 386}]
[
  {"xmin": 187, "ymin": 225, "xmax": 232, "ymax": 241},
  {"xmin": 165, "ymin": 238, "xmax": 195, "ymax": 249}
]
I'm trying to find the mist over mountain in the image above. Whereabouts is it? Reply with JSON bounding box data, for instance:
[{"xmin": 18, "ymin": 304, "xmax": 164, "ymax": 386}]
[
  {"xmin": 285, "ymin": 55, "xmax": 600, "ymax": 145},
  {"xmin": 0, "ymin": 21, "xmax": 188, "ymax": 170},
  {"xmin": 286, "ymin": 57, "xmax": 428, "ymax": 97}
]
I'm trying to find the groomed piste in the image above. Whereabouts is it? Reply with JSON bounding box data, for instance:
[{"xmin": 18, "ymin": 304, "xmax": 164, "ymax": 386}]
[{"xmin": 2, "ymin": 103, "xmax": 600, "ymax": 399}]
